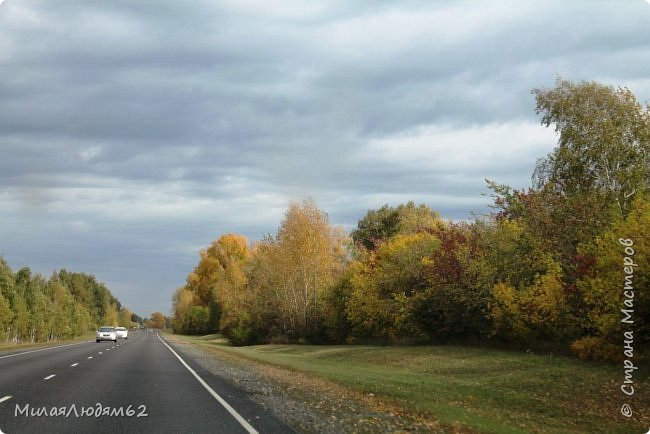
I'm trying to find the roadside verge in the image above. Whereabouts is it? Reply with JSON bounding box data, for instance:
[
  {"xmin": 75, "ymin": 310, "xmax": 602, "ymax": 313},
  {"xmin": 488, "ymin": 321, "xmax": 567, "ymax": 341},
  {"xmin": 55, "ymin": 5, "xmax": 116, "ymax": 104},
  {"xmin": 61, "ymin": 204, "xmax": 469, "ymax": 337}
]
[{"xmin": 164, "ymin": 334, "xmax": 444, "ymax": 434}]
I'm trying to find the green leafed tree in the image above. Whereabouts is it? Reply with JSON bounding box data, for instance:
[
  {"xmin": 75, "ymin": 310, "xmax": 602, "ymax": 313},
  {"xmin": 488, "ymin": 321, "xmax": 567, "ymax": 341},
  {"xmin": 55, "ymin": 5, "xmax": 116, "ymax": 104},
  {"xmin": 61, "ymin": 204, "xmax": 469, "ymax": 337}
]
[
  {"xmin": 0, "ymin": 259, "xmax": 129, "ymax": 343},
  {"xmin": 532, "ymin": 78, "xmax": 650, "ymax": 216},
  {"xmin": 0, "ymin": 291, "xmax": 12, "ymax": 342},
  {"xmin": 351, "ymin": 201, "xmax": 440, "ymax": 251},
  {"xmin": 351, "ymin": 204, "xmax": 401, "ymax": 250}
]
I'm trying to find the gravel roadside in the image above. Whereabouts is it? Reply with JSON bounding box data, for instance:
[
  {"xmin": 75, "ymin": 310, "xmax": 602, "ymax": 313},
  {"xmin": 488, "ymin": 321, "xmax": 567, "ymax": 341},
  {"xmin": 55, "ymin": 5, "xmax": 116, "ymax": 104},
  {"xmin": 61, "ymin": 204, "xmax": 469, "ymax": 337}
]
[{"xmin": 165, "ymin": 335, "xmax": 445, "ymax": 434}]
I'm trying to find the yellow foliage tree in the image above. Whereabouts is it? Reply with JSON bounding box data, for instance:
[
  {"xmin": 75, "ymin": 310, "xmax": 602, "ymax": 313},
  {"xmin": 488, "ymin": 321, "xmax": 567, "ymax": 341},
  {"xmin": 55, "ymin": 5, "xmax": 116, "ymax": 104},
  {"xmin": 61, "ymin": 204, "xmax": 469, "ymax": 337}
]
[
  {"xmin": 575, "ymin": 196, "xmax": 650, "ymax": 360},
  {"xmin": 260, "ymin": 199, "xmax": 348, "ymax": 340},
  {"xmin": 210, "ymin": 234, "xmax": 250, "ymax": 335},
  {"xmin": 149, "ymin": 312, "xmax": 166, "ymax": 329},
  {"xmin": 118, "ymin": 307, "xmax": 132, "ymax": 327},
  {"xmin": 489, "ymin": 257, "xmax": 566, "ymax": 343},
  {"xmin": 347, "ymin": 231, "xmax": 440, "ymax": 341},
  {"xmin": 103, "ymin": 302, "xmax": 119, "ymax": 326},
  {"xmin": 172, "ymin": 287, "xmax": 193, "ymax": 332}
]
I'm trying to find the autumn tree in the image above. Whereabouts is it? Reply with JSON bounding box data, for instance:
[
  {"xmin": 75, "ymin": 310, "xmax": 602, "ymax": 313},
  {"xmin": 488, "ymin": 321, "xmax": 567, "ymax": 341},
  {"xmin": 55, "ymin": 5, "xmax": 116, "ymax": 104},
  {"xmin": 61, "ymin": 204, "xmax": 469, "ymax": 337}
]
[
  {"xmin": 485, "ymin": 79, "xmax": 650, "ymax": 354},
  {"xmin": 47, "ymin": 278, "xmax": 75, "ymax": 340},
  {"xmin": 148, "ymin": 312, "xmax": 166, "ymax": 329},
  {"xmin": 172, "ymin": 286, "xmax": 194, "ymax": 333},
  {"xmin": 347, "ymin": 231, "xmax": 440, "ymax": 342},
  {"xmin": 207, "ymin": 234, "xmax": 250, "ymax": 336},
  {"xmin": 347, "ymin": 203, "xmax": 446, "ymax": 342},
  {"xmin": 103, "ymin": 302, "xmax": 119, "ymax": 326},
  {"xmin": 573, "ymin": 196, "xmax": 650, "ymax": 360},
  {"xmin": 236, "ymin": 237, "xmax": 284, "ymax": 344},
  {"xmin": 173, "ymin": 234, "xmax": 250, "ymax": 335},
  {"xmin": 263, "ymin": 200, "xmax": 348, "ymax": 341},
  {"xmin": 118, "ymin": 307, "xmax": 133, "ymax": 327},
  {"xmin": 168, "ymin": 79, "xmax": 648, "ymax": 357}
]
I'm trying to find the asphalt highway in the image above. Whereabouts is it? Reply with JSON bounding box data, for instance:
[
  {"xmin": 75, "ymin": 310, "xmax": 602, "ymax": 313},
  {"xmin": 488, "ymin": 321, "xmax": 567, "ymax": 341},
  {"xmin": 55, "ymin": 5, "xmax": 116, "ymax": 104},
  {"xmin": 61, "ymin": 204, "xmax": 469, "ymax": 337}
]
[{"xmin": 0, "ymin": 330, "xmax": 294, "ymax": 433}]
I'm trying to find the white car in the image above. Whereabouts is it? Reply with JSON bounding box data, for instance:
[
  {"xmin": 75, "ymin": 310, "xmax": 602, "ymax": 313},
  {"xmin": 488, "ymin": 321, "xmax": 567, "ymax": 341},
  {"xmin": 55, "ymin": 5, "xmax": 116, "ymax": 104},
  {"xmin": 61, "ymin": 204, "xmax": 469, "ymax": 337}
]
[
  {"xmin": 115, "ymin": 327, "xmax": 128, "ymax": 339},
  {"xmin": 96, "ymin": 326, "xmax": 117, "ymax": 343}
]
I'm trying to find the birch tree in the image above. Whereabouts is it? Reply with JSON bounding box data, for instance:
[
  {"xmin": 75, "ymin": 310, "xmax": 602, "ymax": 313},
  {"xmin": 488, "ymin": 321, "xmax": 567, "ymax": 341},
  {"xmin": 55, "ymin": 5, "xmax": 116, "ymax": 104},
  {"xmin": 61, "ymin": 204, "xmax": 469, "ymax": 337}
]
[
  {"xmin": 272, "ymin": 200, "xmax": 347, "ymax": 340},
  {"xmin": 533, "ymin": 79, "xmax": 650, "ymax": 216}
]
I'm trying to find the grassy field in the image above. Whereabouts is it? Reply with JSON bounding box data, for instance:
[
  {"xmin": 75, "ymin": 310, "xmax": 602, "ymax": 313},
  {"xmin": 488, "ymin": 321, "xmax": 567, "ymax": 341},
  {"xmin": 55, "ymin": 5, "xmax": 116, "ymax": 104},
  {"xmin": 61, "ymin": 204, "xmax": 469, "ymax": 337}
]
[{"xmin": 176, "ymin": 335, "xmax": 648, "ymax": 434}]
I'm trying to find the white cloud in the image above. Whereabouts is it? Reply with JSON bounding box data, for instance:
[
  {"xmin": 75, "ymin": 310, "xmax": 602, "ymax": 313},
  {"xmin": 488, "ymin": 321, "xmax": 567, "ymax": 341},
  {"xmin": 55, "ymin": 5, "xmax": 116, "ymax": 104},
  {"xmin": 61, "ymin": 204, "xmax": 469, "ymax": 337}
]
[{"xmin": 356, "ymin": 121, "xmax": 557, "ymax": 177}]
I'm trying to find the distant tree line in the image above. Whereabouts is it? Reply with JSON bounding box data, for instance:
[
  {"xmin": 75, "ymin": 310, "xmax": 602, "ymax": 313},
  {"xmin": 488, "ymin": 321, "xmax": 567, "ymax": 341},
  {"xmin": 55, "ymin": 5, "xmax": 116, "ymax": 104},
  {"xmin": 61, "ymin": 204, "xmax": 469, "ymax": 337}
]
[
  {"xmin": 172, "ymin": 79, "xmax": 649, "ymax": 362},
  {"xmin": 0, "ymin": 264, "xmax": 134, "ymax": 343}
]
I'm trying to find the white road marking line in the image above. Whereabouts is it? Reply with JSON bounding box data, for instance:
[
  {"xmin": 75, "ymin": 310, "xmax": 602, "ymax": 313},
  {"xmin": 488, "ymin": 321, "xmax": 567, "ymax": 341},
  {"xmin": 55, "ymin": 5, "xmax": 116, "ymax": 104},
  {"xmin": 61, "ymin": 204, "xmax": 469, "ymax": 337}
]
[
  {"xmin": 156, "ymin": 334, "xmax": 258, "ymax": 434},
  {"xmin": 70, "ymin": 363, "xmax": 79, "ymax": 367},
  {"xmin": 0, "ymin": 341, "xmax": 91, "ymax": 360},
  {"xmin": 98, "ymin": 352, "xmax": 103, "ymax": 355},
  {"xmin": 0, "ymin": 396, "xmax": 12, "ymax": 404},
  {"xmin": 44, "ymin": 374, "xmax": 56, "ymax": 380},
  {"xmin": 87, "ymin": 356, "xmax": 93, "ymax": 359}
]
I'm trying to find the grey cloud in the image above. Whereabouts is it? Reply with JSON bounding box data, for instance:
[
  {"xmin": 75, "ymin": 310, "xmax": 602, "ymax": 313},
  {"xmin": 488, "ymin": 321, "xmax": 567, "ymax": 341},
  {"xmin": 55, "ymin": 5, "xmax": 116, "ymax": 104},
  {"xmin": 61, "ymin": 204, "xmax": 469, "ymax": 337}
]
[{"xmin": 1, "ymin": 0, "xmax": 649, "ymax": 315}]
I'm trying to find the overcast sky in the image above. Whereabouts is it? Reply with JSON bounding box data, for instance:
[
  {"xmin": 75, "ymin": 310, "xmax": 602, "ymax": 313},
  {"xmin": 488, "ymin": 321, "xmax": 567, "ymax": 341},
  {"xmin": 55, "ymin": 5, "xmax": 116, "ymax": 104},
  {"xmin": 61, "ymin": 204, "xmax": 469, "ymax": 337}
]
[{"xmin": 1, "ymin": 0, "xmax": 649, "ymax": 318}]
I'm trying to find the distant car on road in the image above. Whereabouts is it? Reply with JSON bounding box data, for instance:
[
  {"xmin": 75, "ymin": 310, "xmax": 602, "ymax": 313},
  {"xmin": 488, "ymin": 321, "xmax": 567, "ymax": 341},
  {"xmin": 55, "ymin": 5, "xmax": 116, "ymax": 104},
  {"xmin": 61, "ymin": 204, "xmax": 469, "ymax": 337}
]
[
  {"xmin": 115, "ymin": 326, "xmax": 128, "ymax": 339},
  {"xmin": 96, "ymin": 326, "xmax": 117, "ymax": 343}
]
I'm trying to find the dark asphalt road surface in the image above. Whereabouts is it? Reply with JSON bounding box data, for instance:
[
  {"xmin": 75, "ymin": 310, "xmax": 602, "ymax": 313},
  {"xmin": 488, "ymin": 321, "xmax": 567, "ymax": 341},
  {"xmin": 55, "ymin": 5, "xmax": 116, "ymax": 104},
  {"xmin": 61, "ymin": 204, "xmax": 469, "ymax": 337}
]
[{"xmin": 0, "ymin": 330, "xmax": 294, "ymax": 433}]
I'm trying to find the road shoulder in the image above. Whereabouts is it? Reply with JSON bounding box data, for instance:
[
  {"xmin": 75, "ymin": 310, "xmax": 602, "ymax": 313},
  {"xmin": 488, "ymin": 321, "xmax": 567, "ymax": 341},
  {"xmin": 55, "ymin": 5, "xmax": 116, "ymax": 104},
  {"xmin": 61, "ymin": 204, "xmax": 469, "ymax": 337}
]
[{"xmin": 165, "ymin": 334, "xmax": 443, "ymax": 434}]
